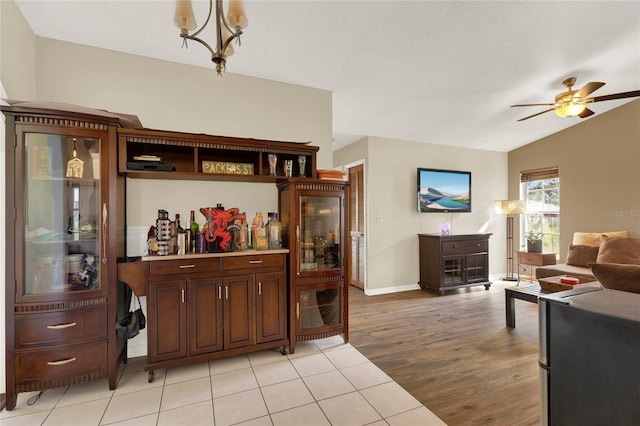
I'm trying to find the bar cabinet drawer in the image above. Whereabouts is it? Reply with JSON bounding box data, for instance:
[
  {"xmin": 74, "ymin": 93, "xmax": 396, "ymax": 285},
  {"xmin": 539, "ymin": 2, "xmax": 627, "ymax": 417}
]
[
  {"xmin": 149, "ymin": 257, "xmax": 221, "ymax": 277},
  {"xmin": 15, "ymin": 340, "xmax": 107, "ymax": 381},
  {"xmin": 16, "ymin": 306, "xmax": 108, "ymax": 347},
  {"xmin": 224, "ymin": 254, "xmax": 284, "ymax": 271}
]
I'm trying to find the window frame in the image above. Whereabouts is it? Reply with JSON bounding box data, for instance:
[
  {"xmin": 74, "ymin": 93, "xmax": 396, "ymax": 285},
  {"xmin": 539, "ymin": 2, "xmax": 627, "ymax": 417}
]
[{"xmin": 519, "ymin": 167, "xmax": 560, "ymax": 255}]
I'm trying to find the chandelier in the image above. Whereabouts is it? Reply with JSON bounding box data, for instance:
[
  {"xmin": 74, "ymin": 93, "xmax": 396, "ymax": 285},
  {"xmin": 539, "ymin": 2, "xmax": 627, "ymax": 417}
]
[{"xmin": 174, "ymin": 0, "xmax": 248, "ymax": 75}]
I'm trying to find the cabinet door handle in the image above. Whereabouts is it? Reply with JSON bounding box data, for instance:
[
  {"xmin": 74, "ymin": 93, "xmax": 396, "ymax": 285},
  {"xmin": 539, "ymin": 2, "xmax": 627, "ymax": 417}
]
[
  {"xmin": 179, "ymin": 264, "xmax": 196, "ymax": 269},
  {"xmin": 296, "ymin": 225, "xmax": 300, "ymax": 242},
  {"xmin": 218, "ymin": 286, "xmax": 222, "ymax": 300},
  {"xmin": 47, "ymin": 322, "xmax": 77, "ymax": 330},
  {"xmin": 249, "ymin": 260, "xmax": 262, "ymax": 264},
  {"xmin": 102, "ymin": 203, "xmax": 108, "ymax": 264},
  {"xmin": 181, "ymin": 289, "xmax": 185, "ymax": 303},
  {"xmin": 296, "ymin": 302, "xmax": 300, "ymax": 319},
  {"xmin": 47, "ymin": 357, "xmax": 76, "ymax": 366},
  {"xmin": 225, "ymin": 286, "xmax": 229, "ymax": 299},
  {"xmin": 258, "ymin": 282, "xmax": 262, "ymax": 295}
]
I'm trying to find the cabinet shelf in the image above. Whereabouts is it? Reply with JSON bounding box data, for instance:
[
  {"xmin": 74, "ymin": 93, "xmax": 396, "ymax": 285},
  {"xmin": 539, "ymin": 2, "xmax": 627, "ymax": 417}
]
[{"xmin": 118, "ymin": 128, "xmax": 319, "ymax": 183}]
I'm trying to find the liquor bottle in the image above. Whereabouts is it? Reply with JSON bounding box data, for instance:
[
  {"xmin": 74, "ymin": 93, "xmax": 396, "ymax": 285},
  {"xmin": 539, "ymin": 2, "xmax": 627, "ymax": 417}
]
[
  {"xmin": 169, "ymin": 218, "xmax": 177, "ymax": 255},
  {"xmin": 176, "ymin": 214, "xmax": 186, "ymax": 255},
  {"xmin": 190, "ymin": 210, "xmax": 199, "ymax": 253},
  {"xmin": 253, "ymin": 212, "xmax": 267, "ymax": 250},
  {"xmin": 266, "ymin": 212, "xmax": 282, "ymax": 249},
  {"xmin": 239, "ymin": 213, "xmax": 249, "ymax": 251},
  {"xmin": 175, "ymin": 214, "xmax": 184, "ymax": 234}
]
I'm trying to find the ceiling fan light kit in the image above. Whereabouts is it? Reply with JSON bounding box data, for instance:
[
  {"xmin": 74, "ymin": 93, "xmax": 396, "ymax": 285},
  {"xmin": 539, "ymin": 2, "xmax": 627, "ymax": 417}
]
[
  {"xmin": 512, "ymin": 77, "xmax": 640, "ymax": 121},
  {"xmin": 174, "ymin": 0, "xmax": 248, "ymax": 75}
]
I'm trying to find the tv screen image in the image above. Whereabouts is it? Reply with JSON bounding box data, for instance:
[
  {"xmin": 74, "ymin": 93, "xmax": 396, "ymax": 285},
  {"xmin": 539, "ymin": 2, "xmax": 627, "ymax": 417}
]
[{"xmin": 417, "ymin": 168, "xmax": 471, "ymax": 213}]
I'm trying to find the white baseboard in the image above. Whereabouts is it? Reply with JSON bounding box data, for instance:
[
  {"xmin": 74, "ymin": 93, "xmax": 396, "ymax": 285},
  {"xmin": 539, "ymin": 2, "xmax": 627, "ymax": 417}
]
[{"xmin": 364, "ymin": 283, "xmax": 421, "ymax": 296}]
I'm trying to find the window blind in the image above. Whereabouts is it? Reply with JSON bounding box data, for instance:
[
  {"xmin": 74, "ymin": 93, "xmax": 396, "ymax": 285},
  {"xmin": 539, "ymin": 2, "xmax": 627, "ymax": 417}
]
[{"xmin": 520, "ymin": 166, "xmax": 559, "ymax": 182}]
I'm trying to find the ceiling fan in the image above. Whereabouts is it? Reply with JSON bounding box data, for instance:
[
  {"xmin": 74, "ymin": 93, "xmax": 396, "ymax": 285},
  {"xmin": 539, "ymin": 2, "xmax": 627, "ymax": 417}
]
[{"xmin": 511, "ymin": 77, "xmax": 640, "ymax": 122}]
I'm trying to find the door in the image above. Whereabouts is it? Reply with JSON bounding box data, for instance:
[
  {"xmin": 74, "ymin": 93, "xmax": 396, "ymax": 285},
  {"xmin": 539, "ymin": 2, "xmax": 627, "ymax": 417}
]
[
  {"xmin": 296, "ymin": 284, "xmax": 343, "ymax": 334},
  {"xmin": 223, "ymin": 275, "xmax": 256, "ymax": 349},
  {"xmin": 297, "ymin": 192, "xmax": 344, "ymax": 275},
  {"xmin": 148, "ymin": 280, "xmax": 187, "ymax": 362},
  {"xmin": 188, "ymin": 277, "xmax": 223, "ymax": 355},
  {"xmin": 255, "ymin": 272, "xmax": 286, "ymax": 343},
  {"xmin": 18, "ymin": 127, "xmax": 108, "ymax": 302},
  {"xmin": 348, "ymin": 164, "xmax": 365, "ymax": 289}
]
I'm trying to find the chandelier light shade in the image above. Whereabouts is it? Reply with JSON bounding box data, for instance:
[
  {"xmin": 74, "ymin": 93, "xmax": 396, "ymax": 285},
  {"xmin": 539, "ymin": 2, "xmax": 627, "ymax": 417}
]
[
  {"xmin": 174, "ymin": 0, "xmax": 248, "ymax": 75},
  {"xmin": 495, "ymin": 200, "xmax": 526, "ymax": 281}
]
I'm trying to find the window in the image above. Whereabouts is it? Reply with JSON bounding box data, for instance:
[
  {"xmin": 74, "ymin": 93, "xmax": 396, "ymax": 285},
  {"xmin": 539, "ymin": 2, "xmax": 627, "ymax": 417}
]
[{"xmin": 520, "ymin": 167, "xmax": 560, "ymax": 254}]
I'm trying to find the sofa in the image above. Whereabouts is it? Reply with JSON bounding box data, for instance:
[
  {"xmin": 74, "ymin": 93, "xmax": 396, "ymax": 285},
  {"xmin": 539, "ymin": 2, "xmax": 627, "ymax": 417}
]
[{"xmin": 535, "ymin": 231, "xmax": 640, "ymax": 294}]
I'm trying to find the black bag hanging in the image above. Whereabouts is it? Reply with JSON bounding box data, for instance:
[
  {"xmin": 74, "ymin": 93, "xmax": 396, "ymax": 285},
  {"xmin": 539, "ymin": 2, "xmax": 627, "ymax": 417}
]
[
  {"xmin": 116, "ymin": 295, "xmax": 145, "ymax": 339},
  {"xmin": 134, "ymin": 295, "xmax": 145, "ymax": 331}
]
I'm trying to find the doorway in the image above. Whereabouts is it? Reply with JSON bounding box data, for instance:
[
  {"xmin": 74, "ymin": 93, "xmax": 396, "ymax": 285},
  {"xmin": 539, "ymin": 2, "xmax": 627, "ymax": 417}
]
[{"xmin": 347, "ymin": 163, "xmax": 365, "ymax": 290}]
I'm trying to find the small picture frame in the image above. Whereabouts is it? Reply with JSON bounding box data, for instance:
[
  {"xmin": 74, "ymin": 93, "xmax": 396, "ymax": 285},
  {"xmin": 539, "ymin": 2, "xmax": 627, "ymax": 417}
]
[
  {"xmin": 66, "ymin": 157, "xmax": 84, "ymax": 178},
  {"xmin": 32, "ymin": 146, "xmax": 52, "ymax": 177}
]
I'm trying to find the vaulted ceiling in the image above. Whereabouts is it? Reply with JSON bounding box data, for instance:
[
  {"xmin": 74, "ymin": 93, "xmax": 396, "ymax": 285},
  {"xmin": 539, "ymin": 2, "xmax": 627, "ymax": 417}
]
[{"xmin": 15, "ymin": 1, "xmax": 640, "ymax": 152}]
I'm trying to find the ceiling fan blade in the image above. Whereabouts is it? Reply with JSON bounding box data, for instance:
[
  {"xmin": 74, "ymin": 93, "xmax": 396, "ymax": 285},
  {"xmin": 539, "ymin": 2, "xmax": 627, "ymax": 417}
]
[
  {"xmin": 511, "ymin": 103, "xmax": 555, "ymax": 107},
  {"xmin": 578, "ymin": 107, "xmax": 595, "ymax": 118},
  {"xmin": 576, "ymin": 82, "xmax": 605, "ymax": 99},
  {"xmin": 589, "ymin": 90, "xmax": 640, "ymax": 103},
  {"xmin": 517, "ymin": 108, "xmax": 555, "ymax": 122}
]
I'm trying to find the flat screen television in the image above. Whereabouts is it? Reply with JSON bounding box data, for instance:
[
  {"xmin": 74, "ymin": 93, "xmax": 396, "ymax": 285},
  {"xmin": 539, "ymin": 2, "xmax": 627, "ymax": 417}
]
[{"xmin": 417, "ymin": 168, "xmax": 471, "ymax": 213}]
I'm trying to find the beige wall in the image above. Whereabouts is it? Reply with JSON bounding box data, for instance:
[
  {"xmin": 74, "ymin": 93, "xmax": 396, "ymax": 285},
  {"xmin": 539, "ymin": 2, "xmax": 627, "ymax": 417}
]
[
  {"xmin": 508, "ymin": 99, "xmax": 640, "ymax": 261},
  {"xmin": 335, "ymin": 137, "xmax": 509, "ymax": 293},
  {"xmin": 0, "ymin": 0, "xmax": 36, "ymax": 100},
  {"xmin": 33, "ymin": 38, "xmax": 333, "ymax": 232}
]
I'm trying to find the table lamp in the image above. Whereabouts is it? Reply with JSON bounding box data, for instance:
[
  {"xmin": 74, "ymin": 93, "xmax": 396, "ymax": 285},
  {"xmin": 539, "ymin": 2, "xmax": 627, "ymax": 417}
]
[{"xmin": 495, "ymin": 200, "xmax": 526, "ymax": 281}]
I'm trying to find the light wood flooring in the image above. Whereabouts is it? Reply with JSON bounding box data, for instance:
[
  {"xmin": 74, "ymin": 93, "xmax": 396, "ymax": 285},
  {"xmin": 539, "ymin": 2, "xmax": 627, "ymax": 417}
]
[{"xmin": 348, "ymin": 281, "xmax": 541, "ymax": 426}]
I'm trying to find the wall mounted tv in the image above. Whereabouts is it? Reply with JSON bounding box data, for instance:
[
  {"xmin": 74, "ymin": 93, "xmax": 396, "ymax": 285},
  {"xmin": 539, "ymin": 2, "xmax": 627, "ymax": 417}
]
[{"xmin": 417, "ymin": 168, "xmax": 471, "ymax": 213}]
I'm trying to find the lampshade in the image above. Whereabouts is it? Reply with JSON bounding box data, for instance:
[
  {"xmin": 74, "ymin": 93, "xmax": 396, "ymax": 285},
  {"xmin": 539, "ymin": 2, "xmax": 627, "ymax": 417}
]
[
  {"xmin": 555, "ymin": 102, "xmax": 586, "ymax": 118},
  {"xmin": 495, "ymin": 200, "xmax": 525, "ymax": 215},
  {"xmin": 174, "ymin": 0, "xmax": 197, "ymax": 31},
  {"xmin": 227, "ymin": 0, "xmax": 248, "ymax": 29}
]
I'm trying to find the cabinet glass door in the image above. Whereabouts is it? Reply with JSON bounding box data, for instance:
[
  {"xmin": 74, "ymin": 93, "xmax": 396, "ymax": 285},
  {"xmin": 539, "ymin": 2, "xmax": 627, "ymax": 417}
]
[
  {"xmin": 23, "ymin": 132, "xmax": 103, "ymax": 297},
  {"xmin": 298, "ymin": 287, "xmax": 341, "ymax": 330},
  {"xmin": 299, "ymin": 195, "xmax": 342, "ymax": 273},
  {"xmin": 442, "ymin": 257, "xmax": 464, "ymax": 286},
  {"xmin": 466, "ymin": 253, "xmax": 488, "ymax": 283}
]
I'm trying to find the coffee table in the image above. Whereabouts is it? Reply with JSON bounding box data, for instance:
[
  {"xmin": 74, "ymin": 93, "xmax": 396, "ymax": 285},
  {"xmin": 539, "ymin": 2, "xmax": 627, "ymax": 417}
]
[
  {"xmin": 505, "ymin": 283, "xmax": 551, "ymax": 328},
  {"xmin": 505, "ymin": 280, "xmax": 602, "ymax": 327}
]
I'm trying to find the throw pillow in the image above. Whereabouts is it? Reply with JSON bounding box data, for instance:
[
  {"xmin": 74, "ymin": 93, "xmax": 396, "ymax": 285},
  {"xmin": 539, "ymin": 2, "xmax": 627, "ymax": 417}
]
[
  {"xmin": 596, "ymin": 237, "xmax": 640, "ymax": 265},
  {"xmin": 565, "ymin": 244, "xmax": 599, "ymax": 267},
  {"xmin": 572, "ymin": 231, "xmax": 629, "ymax": 247},
  {"xmin": 588, "ymin": 262, "xmax": 640, "ymax": 294}
]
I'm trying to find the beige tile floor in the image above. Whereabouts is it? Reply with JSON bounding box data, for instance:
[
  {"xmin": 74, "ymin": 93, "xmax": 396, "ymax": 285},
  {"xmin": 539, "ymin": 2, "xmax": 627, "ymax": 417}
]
[{"xmin": 0, "ymin": 336, "xmax": 446, "ymax": 425}]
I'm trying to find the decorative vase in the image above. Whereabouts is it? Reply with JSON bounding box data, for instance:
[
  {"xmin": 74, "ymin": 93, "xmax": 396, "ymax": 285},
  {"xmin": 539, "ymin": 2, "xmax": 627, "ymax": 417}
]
[{"xmin": 527, "ymin": 239, "xmax": 542, "ymax": 253}]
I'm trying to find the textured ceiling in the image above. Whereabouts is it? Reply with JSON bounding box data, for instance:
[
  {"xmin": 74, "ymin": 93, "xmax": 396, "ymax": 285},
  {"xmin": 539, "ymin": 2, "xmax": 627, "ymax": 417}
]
[{"xmin": 15, "ymin": 0, "xmax": 640, "ymax": 152}]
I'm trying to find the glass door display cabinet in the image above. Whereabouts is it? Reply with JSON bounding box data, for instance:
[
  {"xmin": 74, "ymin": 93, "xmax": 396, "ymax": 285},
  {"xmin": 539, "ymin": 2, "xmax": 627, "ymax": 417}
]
[
  {"xmin": 2, "ymin": 104, "xmax": 126, "ymax": 411},
  {"xmin": 277, "ymin": 179, "xmax": 349, "ymax": 353}
]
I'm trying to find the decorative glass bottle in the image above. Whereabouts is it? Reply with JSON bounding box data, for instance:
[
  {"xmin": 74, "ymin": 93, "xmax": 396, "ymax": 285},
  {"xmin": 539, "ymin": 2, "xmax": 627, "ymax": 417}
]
[{"xmin": 266, "ymin": 212, "xmax": 282, "ymax": 249}]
